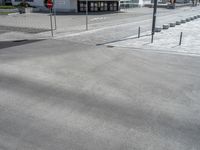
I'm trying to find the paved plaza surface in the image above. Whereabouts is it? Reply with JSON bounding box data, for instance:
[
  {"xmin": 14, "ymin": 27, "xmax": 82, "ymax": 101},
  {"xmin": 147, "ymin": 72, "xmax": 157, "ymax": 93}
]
[
  {"xmin": 0, "ymin": 6, "xmax": 200, "ymax": 150},
  {"xmin": 108, "ymin": 18, "xmax": 200, "ymax": 56},
  {"xmin": 0, "ymin": 6, "xmax": 200, "ymax": 41}
]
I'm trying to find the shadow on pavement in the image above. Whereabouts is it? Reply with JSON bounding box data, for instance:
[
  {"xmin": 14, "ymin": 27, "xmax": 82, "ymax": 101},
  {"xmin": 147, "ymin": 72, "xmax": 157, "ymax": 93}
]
[{"xmin": 0, "ymin": 39, "xmax": 44, "ymax": 49}]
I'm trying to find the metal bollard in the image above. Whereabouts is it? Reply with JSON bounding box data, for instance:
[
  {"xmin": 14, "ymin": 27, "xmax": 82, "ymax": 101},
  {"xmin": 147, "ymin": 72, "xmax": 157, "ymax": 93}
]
[
  {"xmin": 138, "ymin": 26, "xmax": 141, "ymax": 38},
  {"xmin": 179, "ymin": 32, "xmax": 183, "ymax": 45},
  {"xmin": 138, "ymin": 27, "xmax": 140, "ymax": 38}
]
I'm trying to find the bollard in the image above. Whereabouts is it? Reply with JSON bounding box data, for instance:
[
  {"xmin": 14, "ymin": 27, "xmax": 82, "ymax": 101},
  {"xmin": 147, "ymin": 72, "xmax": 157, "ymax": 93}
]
[
  {"xmin": 176, "ymin": 21, "xmax": 181, "ymax": 25},
  {"xmin": 190, "ymin": 17, "xmax": 194, "ymax": 20},
  {"xmin": 179, "ymin": 32, "xmax": 183, "ymax": 45},
  {"xmin": 163, "ymin": 24, "xmax": 169, "ymax": 29},
  {"xmin": 181, "ymin": 19, "xmax": 186, "ymax": 23},
  {"xmin": 138, "ymin": 26, "xmax": 141, "ymax": 38},
  {"xmin": 155, "ymin": 27, "xmax": 162, "ymax": 32},
  {"xmin": 186, "ymin": 18, "xmax": 190, "ymax": 22},
  {"xmin": 169, "ymin": 22, "xmax": 176, "ymax": 27}
]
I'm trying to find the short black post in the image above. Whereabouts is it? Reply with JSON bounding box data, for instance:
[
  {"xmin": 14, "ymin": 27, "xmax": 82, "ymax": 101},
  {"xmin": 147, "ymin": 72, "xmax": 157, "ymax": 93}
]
[
  {"xmin": 179, "ymin": 32, "xmax": 183, "ymax": 45},
  {"xmin": 138, "ymin": 26, "xmax": 141, "ymax": 38},
  {"xmin": 151, "ymin": 33, "xmax": 154, "ymax": 43}
]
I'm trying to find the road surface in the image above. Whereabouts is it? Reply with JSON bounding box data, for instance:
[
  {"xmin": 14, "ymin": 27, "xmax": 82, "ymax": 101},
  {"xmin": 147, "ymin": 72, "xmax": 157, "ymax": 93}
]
[{"xmin": 0, "ymin": 6, "xmax": 200, "ymax": 150}]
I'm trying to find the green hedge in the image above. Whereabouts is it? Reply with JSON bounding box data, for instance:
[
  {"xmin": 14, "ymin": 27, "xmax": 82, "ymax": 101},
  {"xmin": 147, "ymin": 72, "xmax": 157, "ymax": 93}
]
[{"xmin": 0, "ymin": 6, "xmax": 16, "ymax": 9}]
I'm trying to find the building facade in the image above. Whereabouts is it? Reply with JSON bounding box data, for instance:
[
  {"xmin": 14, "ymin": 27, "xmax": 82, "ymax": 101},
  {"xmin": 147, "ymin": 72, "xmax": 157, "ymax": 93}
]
[
  {"xmin": 78, "ymin": 0, "xmax": 119, "ymax": 12},
  {"xmin": 11, "ymin": 0, "xmax": 120, "ymax": 12},
  {"xmin": 120, "ymin": 0, "xmax": 151, "ymax": 8},
  {"xmin": 1, "ymin": 0, "xmax": 12, "ymax": 5}
]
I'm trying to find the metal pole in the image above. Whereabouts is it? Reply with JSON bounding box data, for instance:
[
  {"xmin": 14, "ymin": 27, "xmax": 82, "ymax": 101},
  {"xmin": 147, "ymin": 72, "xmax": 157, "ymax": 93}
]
[
  {"xmin": 179, "ymin": 32, "xmax": 183, "ymax": 45},
  {"xmin": 50, "ymin": 9, "xmax": 54, "ymax": 37},
  {"xmin": 138, "ymin": 26, "xmax": 140, "ymax": 38},
  {"xmin": 53, "ymin": 0, "xmax": 57, "ymax": 30},
  {"xmin": 151, "ymin": 0, "xmax": 158, "ymax": 43},
  {"xmin": 86, "ymin": 0, "xmax": 88, "ymax": 30}
]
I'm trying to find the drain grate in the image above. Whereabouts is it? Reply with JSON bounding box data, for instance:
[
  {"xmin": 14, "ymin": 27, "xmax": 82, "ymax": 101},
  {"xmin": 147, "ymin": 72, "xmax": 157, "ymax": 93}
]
[{"xmin": 107, "ymin": 45, "xmax": 114, "ymax": 48}]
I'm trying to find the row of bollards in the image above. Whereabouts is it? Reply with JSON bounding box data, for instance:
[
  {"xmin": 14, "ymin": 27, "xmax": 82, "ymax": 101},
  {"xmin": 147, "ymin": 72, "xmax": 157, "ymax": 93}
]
[
  {"xmin": 149, "ymin": 14, "xmax": 200, "ymax": 45},
  {"xmin": 137, "ymin": 26, "xmax": 183, "ymax": 46},
  {"xmin": 137, "ymin": 14, "xmax": 200, "ymax": 45}
]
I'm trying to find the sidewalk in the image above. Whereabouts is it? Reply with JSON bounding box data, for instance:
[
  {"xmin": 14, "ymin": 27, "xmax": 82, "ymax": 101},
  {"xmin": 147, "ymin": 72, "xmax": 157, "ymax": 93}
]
[
  {"xmin": 145, "ymin": 2, "xmax": 193, "ymax": 8},
  {"xmin": 0, "ymin": 6, "xmax": 199, "ymax": 42},
  {"xmin": 107, "ymin": 18, "xmax": 200, "ymax": 56}
]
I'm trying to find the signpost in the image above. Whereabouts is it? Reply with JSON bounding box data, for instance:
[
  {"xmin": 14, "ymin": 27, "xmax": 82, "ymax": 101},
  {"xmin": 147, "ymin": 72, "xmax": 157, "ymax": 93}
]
[
  {"xmin": 53, "ymin": 0, "xmax": 57, "ymax": 30},
  {"xmin": 86, "ymin": 0, "xmax": 88, "ymax": 30},
  {"xmin": 44, "ymin": 0, "xmax": 54, "ymax": 37}
]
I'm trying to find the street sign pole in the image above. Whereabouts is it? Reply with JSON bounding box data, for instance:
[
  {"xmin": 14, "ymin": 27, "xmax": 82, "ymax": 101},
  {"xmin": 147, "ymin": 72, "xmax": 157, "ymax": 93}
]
[
  {"xmin": 151, "ymin": 0, "xmax": 158, "ymax": 43},
  {"xmin": 50, "ymin": 8, "xmax": 54, "ymax": 37},
  {"xmin": 45, "ymin": 0, "xmax": 54, "ymax": 37},
  {"xmin": 53, "ymin": 0, "xmax": 57, "ymax": 30},
  {"xmin": 86, "ymin": 0, "xmax": 88, "ymax": 30}
]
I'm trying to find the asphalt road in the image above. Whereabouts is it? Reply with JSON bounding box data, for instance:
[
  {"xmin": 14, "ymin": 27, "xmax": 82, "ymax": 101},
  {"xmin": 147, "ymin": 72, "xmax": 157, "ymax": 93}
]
[{"xmin": 0, "ymin": 38, "xmax": 200, "ymax": 150}]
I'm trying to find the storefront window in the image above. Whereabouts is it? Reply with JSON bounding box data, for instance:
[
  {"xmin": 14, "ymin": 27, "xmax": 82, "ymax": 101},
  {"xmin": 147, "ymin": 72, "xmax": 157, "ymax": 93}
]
[
  {"xmin": 79, "ymin": 1, "xmax": 86, "ymax": 11},
  {"xmin": 78, "ymin": 1, "xmax": 118, "ymax": 12}
]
